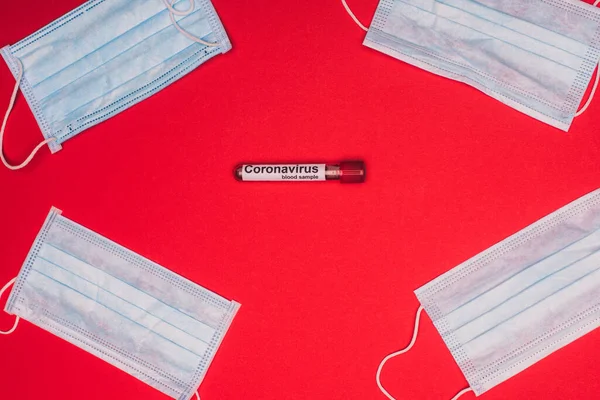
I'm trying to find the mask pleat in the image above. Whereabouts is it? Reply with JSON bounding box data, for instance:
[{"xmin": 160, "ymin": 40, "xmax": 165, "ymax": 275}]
[
  {"xmin": 16, "ymin": 0, "xmax": 163, "ymax": 85},
  {"xmin": 37, "ymin": 12, "xmax": 211, "ymax": 122},
  {"xmin": 49, "ymin": 219, "xmax": 230, "ymax": 327},
  {"xmin": 453, "ymin": 252, "xmax": 600, "ymax": 345},
  {"xmin": 445, "ymin": 228, "xmax": 600, "ymax": 334},
  {"xmin": 470, "ymin": 298, "xmax": 600, "ymax": 384},
  {"xmin": 30, "ymin": 9, "xmax": 180, "ymax": 98},
  {"xmin": 59, "ymin": 44, "xmax": 218, "ymax": 144},
  {"xmin": 459, "ymin": 268, "xmax": 600, "ymax": 391},
  {"xmin": 474, "ymin": 0, "xmax": 600, "ymax": 44},
  {"xmin": 39, "ymin": 309, "xmax": 187, "ymax": 398},
  {"xmin": 36, "ymin": 246, "xmax": 217, "ymax": 346},
  {"xmin": 27, "ymin": 265, "xmax": 203, "ymax": 372},
  {"xmin": 438, "ymin": 0, "xmax": 591, "ymax": 55},
  {"xmin": 420, "ymin": 202, "xmax": 600, "ymax": 320},
  {"xmin": 388, "ymin": 1, "xmax": 581, "ymax": 104}
]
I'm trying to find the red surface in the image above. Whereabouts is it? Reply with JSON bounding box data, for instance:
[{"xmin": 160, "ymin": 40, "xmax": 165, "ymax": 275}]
[{"xmin": 1, "ymin": 0, "xmax": 599, "ymax": 399}]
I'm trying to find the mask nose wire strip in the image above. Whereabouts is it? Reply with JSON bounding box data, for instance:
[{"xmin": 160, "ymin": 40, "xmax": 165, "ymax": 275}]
[
  {"xmin": 0, "ymin": 277, "xmax": 20, "ymax": 335},
  {"xmin": 1, "ymin": 59, "xmax": 56, "ymax": 170},
  {"xmin": 376, "ymin": 305, "xmax": 473, "ymax": 400},
  {"xmin": 575, "ymin": 0, "xmax": 600, "ymax": 117},
  {"xmin": 162, "ymin": 0, "xmax": 220, "ymax": 47},
  {"xmin": 341, "ymin": 0, "xmax": 369, "ymax": 32}
]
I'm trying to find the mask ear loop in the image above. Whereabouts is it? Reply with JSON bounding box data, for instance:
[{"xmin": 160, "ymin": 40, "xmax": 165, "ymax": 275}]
[
  {"xmin": 575, "ymin": 0, "xmax": 600, "ymax": 116},
  {"xmin": 195, "ymin": 391, "xmax": 200, "ymax": 399},
  {"xmin": 162, "ymin": 0, "xmax": 221, "ymax": 47},
  {"xmin": 163, "ymin": 0, "xmax": 194, "ymax": 15},
  {"xmin": 341, "ymin": 0, "xmax": 369, "ymax": 32},
  {"xmin": 376, "ymin": 305, "xmax": 473, "ymax": 400},
  {"xmin": 0, "ymin": 277, "xmax": 20, "ymax": 335},
  {"xmin": 1, "ymin": 59, "xmax": 56, "ymax": 170}
]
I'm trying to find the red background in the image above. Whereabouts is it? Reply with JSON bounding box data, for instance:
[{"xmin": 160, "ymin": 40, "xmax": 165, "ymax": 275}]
[{"xmin": 1, "ymin": 0, "xmax": 599, "ymax": 399}]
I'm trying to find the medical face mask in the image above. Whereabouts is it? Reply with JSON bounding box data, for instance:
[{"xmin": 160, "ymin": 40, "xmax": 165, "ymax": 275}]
[
  {"xmin": 0, "ymin": 207, "xmax": 240, "ymax": 400},
  {"xmin": 341, "ymin": 0, "xmax": 600, "ymax": 131},
  {"xmin": 0, "ymin": 0, "xmax": 230, "ymax": 170},
  {"xmin": 376, "ymin": 188, "xmax": 600, "ymax": 399}
]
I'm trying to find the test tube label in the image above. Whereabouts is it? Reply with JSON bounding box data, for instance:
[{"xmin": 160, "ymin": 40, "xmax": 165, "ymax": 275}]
[{"xmin": 241, "ymin": 164, "xmax": 326, "ymax": 181}]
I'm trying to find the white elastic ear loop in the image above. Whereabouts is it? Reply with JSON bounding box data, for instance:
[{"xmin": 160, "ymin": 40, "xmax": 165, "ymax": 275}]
[
  {"xmin": 341, "ymin": 0, "xmax": 369, "ymax": 32},
  {"xmin": 1, "ymin": 59, "xmax": 55, "ymax": 170},
  {"xmin": 575, "ymin": 61, "xmax": 599, "ymax": 116},
  {"xmin": 0, "ymin": 277, "xmax": 20, "ymax": 335},
  {"xmin": 576, "ymin": 0, "xmax": 600, "ymax": 116},
  {"xmin": 163, "ymin": 0, "xmax": 194, "ymax": 15},
  {"xmin": 376, "ymin": 305, "xmax": 473, "ymax": 400},
  {"xmin": 162, "ymin": 0, "xmax": 220, "ymax": 47},
  {"xmin": 194, "ymin": 391, "xmax": 200, "ymax": 400}
]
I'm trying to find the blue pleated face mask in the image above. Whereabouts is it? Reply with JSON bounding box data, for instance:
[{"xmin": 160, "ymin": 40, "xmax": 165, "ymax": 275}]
[
  {"xmin": 376, "ymin": 188, "xmax": 600, "ymax": 400},
  {"xmin": 0, "ymin": 207, "xmax": 240, "ymax": 400},
  {"xmin": 0, "ymin": 0, "xmax": 230, "ymax": 170},
  {"xmin": 342, "ymin": 0, "xmax": 600, "ymax": 131}
]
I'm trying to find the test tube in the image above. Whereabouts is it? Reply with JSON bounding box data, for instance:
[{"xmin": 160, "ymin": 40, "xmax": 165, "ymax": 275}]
[{"xmin": 234, "ymin": 161, "xmax": 365, "ymax": 183}]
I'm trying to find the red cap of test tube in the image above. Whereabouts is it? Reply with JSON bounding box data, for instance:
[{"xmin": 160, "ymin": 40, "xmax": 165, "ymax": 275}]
[{"xmin": 339, "ymin": 161, "xmax": 366, "ymax": 183}]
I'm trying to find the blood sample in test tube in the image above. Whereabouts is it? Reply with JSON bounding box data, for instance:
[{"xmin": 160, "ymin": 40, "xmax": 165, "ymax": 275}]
[{"xmin": 234, "ymin": 161, "xmax": 365, "ymax": 183}]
